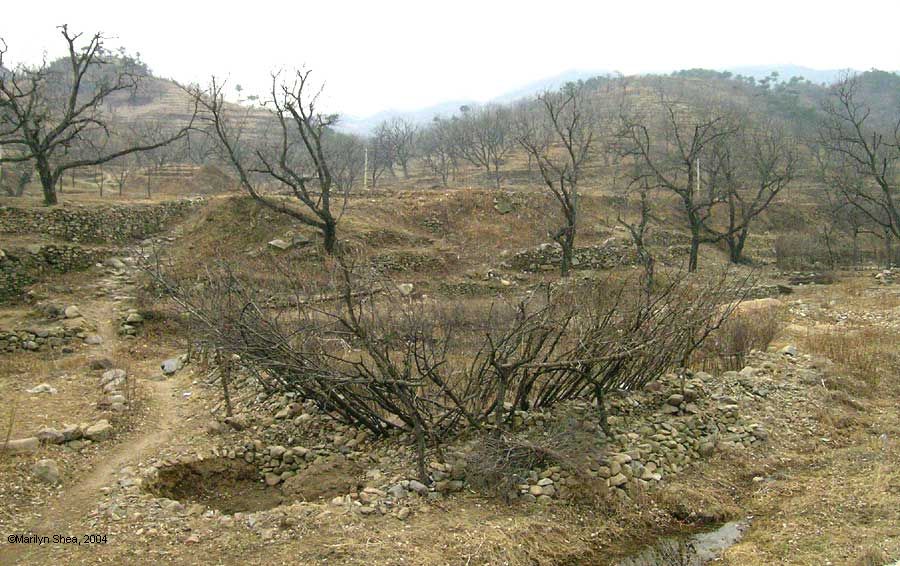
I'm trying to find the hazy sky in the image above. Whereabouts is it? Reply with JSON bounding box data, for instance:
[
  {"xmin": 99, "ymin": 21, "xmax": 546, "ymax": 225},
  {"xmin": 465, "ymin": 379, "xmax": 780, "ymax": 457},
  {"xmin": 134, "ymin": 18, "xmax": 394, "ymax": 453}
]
[{"xmin": 2, "ymin": 0, "xmax": 898, "ymax": 116}]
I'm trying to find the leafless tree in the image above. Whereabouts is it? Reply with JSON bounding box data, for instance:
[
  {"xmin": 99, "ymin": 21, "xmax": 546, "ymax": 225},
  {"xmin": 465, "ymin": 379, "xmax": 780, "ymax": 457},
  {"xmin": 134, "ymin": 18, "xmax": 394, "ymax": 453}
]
[
  {"xmin": 381, "ymin": 117, "xmax": 417, "ymax": 178},
  {"xmin": 702, "ymin": 115, "xmax": 798, "ymax": 263},
  {"xmin": 452, "ymin": 104, "xmax": 515, "ymax": 189},
  {"xmin": 818, "ymin": 74, "xmax": 900, "ymax": 265},
  {"xmin": 517, "ymin": 83, "xmax": 596, "ymax": 277},
  {"xmin": 619, "ymin": 85, "xmax": 740, "ymax": 271},
  {"xmin": 0, "ymin": 27, "xmax": 196, "ymax": 205},
  {"xmin": 186, "ymin": 70, "xmax": 345, "ymax": 254},
  {"xmin": 0, "ymin": 160, "xmax": 32, "ymax": 197},
  {"xmin": 327, "ymin": 131, "xmax": 365, "ymax": 194},
  {"xmin": 420, "ymin": 117, "xmax": 457, "ymax": 186},
  {"xmin": 369, "ymin": 122, "xmax": 394, "ymax": 188},
  {"xmin": 618, "ymin": 180, "xmax": 657, "ymax": 283}
]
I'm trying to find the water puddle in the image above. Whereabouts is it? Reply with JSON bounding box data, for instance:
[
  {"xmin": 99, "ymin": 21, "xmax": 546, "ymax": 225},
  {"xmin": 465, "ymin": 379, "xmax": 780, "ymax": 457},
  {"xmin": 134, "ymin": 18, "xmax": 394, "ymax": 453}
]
[{"xmin": 618, "ymin": 519, "xmax": 750, "ymax": 566}]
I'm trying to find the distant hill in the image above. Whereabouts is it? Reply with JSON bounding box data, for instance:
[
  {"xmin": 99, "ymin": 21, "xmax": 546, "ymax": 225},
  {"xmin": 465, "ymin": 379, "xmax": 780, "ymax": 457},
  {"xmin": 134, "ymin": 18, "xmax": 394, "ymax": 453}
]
[
  {"xmin": 725, "ymin": 65, "xmax": 853, "ymax": 85},
  {"xmin": 334, "ymin": 66, "xmax": 858, "ymax": 135}
]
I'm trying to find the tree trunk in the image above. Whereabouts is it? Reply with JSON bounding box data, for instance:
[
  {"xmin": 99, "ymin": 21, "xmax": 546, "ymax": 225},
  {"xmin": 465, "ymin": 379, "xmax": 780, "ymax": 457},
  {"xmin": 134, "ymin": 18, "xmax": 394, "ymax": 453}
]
[
  {"xmin": 322, "ymin": 220, "xmax": 337, "ymax": 255},
  {"xmin": 36, "ymin": 160, "xmax": 58, "ymax": 206},
  {"xmin": 688, "ymin": 227, "xmax": 701, "ymax": 272},
  {"xmin": 885, "ymin": 228, "xmax": 895, "ymax": 268}
]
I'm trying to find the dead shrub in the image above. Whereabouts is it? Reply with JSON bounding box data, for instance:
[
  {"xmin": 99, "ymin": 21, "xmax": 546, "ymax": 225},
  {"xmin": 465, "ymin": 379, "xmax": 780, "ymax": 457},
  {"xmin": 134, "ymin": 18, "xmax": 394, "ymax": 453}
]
[
  {"xmin": 465, "ymin": 435, "xmax": 562, "ymax": 500},
  {"xmin": 692, "ymin": 304, "xmax": 783, "ymax": 372}
]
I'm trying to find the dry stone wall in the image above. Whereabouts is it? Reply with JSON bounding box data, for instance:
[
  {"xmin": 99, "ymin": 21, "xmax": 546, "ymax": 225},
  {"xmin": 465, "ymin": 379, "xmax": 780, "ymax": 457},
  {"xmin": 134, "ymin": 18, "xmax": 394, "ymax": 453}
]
[{"xmin": 0, "ymin": 200, "xmax": 199, "ymax": 243}]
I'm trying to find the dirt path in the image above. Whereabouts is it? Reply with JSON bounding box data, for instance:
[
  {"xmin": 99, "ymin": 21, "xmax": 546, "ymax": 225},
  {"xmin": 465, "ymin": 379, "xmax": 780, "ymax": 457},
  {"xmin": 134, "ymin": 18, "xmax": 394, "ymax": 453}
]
[{"xmin": 0, "ymin": 256, "xmax": 184, "ymax": 565}]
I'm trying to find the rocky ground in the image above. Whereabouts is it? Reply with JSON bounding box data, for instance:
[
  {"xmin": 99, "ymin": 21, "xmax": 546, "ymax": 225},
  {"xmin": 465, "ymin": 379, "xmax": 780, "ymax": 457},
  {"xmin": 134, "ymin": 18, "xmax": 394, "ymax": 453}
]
[{"xmin": 1, "ymin": 205, "xmax": 899, "ymax": 565}]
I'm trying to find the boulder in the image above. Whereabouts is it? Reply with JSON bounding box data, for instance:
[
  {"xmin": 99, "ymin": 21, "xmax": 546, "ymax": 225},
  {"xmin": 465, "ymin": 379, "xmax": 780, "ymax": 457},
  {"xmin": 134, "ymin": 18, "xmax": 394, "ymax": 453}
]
[
  {"xmin": 64, "ymin": 306, "xmax": 82, "ymax": 319},
  {"xmin": 104, "ymin": 258, "xmax": 127, "ymax": 270},
  {"xmin": 397, "ymin": 283, "xmax": 414, "ymax": 296},
  {"xmin": 84, "ymin": 419, "xmax": 112, "ymax": 441},
  {"xmin": 1, "ymin": 437, "xmax": 40, "ymax": 453},
  {"xmin": 32, "ymin": 459, "xmax": 61, "ymax": 485},
  {"xmin": 36, "ymin": 427, "xmax": 66, "ymax": 445},
  {"xmin": 161, "ymin": 357, "xmax": 183, "ymax": 375}
]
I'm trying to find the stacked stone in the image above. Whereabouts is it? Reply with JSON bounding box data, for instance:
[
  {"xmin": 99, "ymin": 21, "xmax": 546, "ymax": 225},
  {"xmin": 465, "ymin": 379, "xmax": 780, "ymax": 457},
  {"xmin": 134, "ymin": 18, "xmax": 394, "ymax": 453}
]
[
  {"xmin": 0, "ymin": 326, "xmax": 80, "ymax": 353},
  {"xmin": 508, "ymin": 241, "xmax": 639, "ymax": 272},
  {"xmin": 98, "ymin": 369, "xmax": 129, "ymax": 413},
  {"xmin": 0, "ymin": 200, "xmax": 200, "ymax": 244}
]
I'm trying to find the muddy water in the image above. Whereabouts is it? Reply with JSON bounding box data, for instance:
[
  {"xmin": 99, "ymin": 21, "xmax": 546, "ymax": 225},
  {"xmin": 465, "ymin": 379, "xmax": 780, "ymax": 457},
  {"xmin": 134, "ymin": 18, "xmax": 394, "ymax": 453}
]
[{"xmin": 618, "ymin": 520, "xmax": 750, "ymax": 566}]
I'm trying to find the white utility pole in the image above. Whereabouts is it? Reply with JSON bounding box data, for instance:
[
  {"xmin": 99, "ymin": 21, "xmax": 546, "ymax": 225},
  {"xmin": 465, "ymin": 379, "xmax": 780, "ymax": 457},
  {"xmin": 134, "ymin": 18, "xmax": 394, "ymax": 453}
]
[
  {"xmin": 363, "ymin": 146, "xmax": 368, "ymax": 190},
  {"xmin": 695, "ymin": 157, "xmax": 700, "ymax": 196}
]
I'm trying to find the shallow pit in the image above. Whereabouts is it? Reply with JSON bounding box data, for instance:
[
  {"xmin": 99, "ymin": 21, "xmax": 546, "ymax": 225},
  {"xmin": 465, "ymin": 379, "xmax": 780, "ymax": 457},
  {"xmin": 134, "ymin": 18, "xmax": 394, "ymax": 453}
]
[
  {"xmin": 144, "ymin": 455, "xmax": 365, "ymax": 514},
  {"xmin": 146, "ymin": 457, "xmax": 284, "ymax": 513}
]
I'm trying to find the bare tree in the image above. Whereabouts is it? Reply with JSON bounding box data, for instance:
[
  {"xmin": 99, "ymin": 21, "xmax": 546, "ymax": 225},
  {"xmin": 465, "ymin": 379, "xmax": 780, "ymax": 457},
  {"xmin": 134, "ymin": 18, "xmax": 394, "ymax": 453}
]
[
  {"xmin": 0, "ymin": 160, "xmax": 32, "ymax": 197},
  {"xmin": 383, "ymin": 117, "xmax": 417, "ymax": 178},
  {"xmin": 369, "ymin": 122, "xmax": 394, "ymax": 188},
  {"xmin": 818, "ymin": 74, "xmax": 900, "ymax": 265},
  {"xmin": 702, "ymin": 115, "xmax": 798, "ymax": 263},
  {"xmin": 619, "ymin": 85, "xmax": 740, "ymax": 271},
  {"xmin": 187, "ymin": 70, "xmax": 345, "ymax": 254},
  {"xmin": 517, "ymin": 83, "xmax": 596, "ymax": 277},
  {"xmin": 453, "ymin": 104, "xmax": 515, "ymax": 189},
  {"xmin": 0, "ymin": 27, "xmax": 196, "ymax": 205},
  {"xmin": 618, "ymin": 180, "xmax": 657, "ymax": 283},
  {"xmin": 420, "ymin": 117, "xmax": 457, "ymax": 186},
  {"xmin": 327, "ymin": 131, "xmax": 365, "ymax": 194}
]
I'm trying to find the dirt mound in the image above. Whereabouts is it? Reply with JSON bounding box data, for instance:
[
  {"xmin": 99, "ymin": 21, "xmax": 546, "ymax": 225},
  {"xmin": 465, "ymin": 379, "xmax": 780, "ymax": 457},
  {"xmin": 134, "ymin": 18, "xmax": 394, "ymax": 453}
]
[{"xmin": 280, "ymin": 456, "xmax": 364, "ymax": 502}]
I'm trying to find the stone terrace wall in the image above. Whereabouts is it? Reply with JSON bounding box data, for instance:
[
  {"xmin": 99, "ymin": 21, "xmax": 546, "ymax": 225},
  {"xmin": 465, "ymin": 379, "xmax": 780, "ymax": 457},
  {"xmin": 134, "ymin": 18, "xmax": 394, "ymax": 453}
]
[
  {"xmin": 0, "ymin": 200, "xmax": 200, "ymax": 244},
  {"xmin": 0, "ymin": 245, "xmax": 107, "ymax": 302}
]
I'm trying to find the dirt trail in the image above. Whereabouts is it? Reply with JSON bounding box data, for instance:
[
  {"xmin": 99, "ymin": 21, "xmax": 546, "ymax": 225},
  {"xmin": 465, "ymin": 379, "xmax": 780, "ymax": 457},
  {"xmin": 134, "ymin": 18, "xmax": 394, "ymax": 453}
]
[{"xmin": 0, "ymin": 256, "xmax": 184, "ymax": 565}]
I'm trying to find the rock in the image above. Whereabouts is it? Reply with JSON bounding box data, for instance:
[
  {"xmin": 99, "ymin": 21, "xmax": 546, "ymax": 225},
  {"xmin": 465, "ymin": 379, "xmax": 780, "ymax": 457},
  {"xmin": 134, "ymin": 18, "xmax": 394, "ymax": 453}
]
[
  {"xmin": 84, "ymin": 334, "xmax": 103, "ymax": 345},
  {"xmin": 268, "ymin": 239, "xmax": 292, "ymax": 251},
  {"xmin": 26, "ymin": 383, "xmax": 58, "ymax": 394},
  {"xmin": 1, "ymin": 437, "xmax": 40, "ymax": 453},
  {"xmin": 779, "ymin": 344, "xmax": 797, "ymax": 356},
  {"xmin": 388, "ymin": 484, "xmax": 407, "ymax": 500},
  {"xmin": 102, "ymin": 368, "xmax": 127, "ymax": 384},
  {"xmin": 494, "ymin": 198, "xmax": 514, "ymax": 214},
  {"xmin": 396, "ymin": 507, "xmax": 411, "ymax": 520},
  {"xmin": 125, "ymin": 313, "xmax": 144, "ymax": 324},
  {"xmin": 408, "ymin": 480, "xmax": 428, "ymax": 495},
  {"xmin": 36, "ymin": 427, "xmax": 65, "ymax": 445},
  {"xmin": 64, "ymin": 306, "xmax": 82, "ymax": 319},
  {"xmin": 84, "ymin": 419, "xmax": 112, "ymax": 441},
  {"xmin": 666, "ymin": 394, "xmax": 685, "ymax": 406},
  {"xmin": 608, "ymin": 473, "xmax": 628, "ymax": 487},
  {"xmin": 224, "ymin": 415, "xmax": 248, "ymax": 431},
  {"xmin": 397, "ymin": 283, "xmax": 414, "ymax": 296},
  {"xmin": 32, "ymin": 459, "xmax": 61, "ymax": 485},
  {"xmin": 161, "ymin": 357, "xmax": 183, "ymax": 375},
  {"xmin": 104, "ymin": 258, "xmax": 127, "ymax": 270},
  {"xmin": 264, "ymin": 473, "xmax": 282, "ymax": 486},
  {"xmin": 89, "ymin": 358, "xmax": 114, "ymax": 371}
]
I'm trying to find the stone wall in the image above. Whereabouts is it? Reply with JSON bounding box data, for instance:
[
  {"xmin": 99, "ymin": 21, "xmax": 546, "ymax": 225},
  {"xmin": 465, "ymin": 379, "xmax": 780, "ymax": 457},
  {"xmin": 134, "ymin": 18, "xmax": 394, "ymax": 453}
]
[
  {"xmin": 0, "ymin": 325, "xmax": 82, "ymax": 353},
  {"xmin": 0, "ymin": 245, "xmax": 107, "ymax": 302},
  {"xmin": 0, "ymin": 200, "xmax": 200, "ymax": 244}
]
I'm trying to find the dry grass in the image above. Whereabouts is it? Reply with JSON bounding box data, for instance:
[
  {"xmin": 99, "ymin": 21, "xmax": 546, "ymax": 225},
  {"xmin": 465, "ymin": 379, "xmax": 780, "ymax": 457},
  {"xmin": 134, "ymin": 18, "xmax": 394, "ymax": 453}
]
[{"xmin": 798, "ymin": 326, "xmax": 900, "ymax": 392}]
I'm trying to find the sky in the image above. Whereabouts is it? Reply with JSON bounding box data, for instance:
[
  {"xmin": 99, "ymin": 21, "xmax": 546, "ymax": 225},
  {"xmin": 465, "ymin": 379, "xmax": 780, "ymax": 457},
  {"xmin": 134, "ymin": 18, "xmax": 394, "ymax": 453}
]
[{"xmin": 1, "ymin": 0, "xmax": 898, "ymax": 117}]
